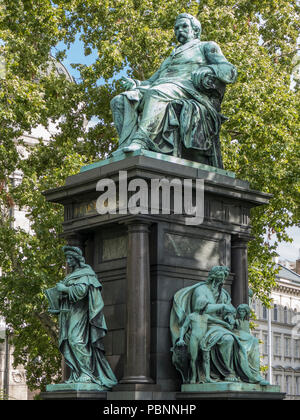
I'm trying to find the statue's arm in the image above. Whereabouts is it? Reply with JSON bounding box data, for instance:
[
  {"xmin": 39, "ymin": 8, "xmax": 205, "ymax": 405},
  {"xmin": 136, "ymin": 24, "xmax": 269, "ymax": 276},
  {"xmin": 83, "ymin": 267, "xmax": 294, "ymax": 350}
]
[
  {"xmin": 68, "ymin": 283, "xmax": 89, "ymax": 302},
  {"xmin": 120, "ymin": 64, "xmax": 163, "ymax": 90},
  {"xmin": 204, "ymin": 41, "xmax": 237, "ymax": 84},
  {"xmin": 192, "ymin": 42, "xmax": 237, "ymax": 90},
  {"xmin": 177, "ymin": 316, "xmax": 191, "ymax": 345},
  {"xmin": 205, "ymin": 303, "xmax": 226, "ymax": 314},
  {"xmin": 56, "ymin": 282, "xmax": 68, "ymax": 293},
  {"xmin": 204, "ymin": 41, "xmax": 228, "ymax": 65},
  {"xmin": 207, "ymin": 314, "xmax": 231, "ymax": 329},
  {"xmin": 56, "ymin": 281, "xmax": 88, "ymax": 302}
]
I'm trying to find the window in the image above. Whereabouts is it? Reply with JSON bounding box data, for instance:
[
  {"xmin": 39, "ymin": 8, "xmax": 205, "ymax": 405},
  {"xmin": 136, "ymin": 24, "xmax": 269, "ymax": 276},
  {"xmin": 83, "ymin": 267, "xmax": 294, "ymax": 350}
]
[
  {"xmin": 263, "ymin": 306, "xmax": 268, "ymax": 320},
  {"xmin": 296, "ymin": 377, "xmax": 300, "ymax": 396},
  {"xmin": 284, "ymin": 306, "xmax": 288, "ymax": 324},
  {"xmin": 284, "ymin": 337, "xmax": 291, "ymax": 357},
  {"xmin": 273, "ymin": 304, "xmax": 278, "ymax": 321},
  {"xmin": 263, "ymin": 333, "xmax": 268, "ymax": 354},
  {"xmin": 295, "ymin": 339, "xmax": 300, "ymax": 358},
  {"xmin": 274, "ymin": 335, "xmax": 281, "ymax": 356},
  {"xmin": 274, "ymin": 375, "xmax": 281, "ymax": 386},
  {"xmin": 293, "ymin": 308, "xmax": 297, "ymax": 319},
  {"xmin": 286, "ymin": 376, "xmax": 291, "ymax": 395}
]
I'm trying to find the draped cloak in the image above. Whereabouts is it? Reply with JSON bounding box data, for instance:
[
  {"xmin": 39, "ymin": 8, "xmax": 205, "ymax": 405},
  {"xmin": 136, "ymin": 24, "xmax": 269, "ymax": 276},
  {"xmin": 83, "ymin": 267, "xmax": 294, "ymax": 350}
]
[{"xmin": 58, "ymin": 265, "xmax": 117, "ymax": 389}]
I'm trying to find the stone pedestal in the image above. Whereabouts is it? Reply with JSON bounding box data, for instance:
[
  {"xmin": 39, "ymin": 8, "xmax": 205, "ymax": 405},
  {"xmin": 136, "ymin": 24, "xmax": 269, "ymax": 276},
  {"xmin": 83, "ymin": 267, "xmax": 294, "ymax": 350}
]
[
  {"xmin": 43, "ymin": 150, "xmax": 273, "ymax": 399},
  {"xmin": 41, "ymin": 383, "xmax": 108, "ymax": 400},
  {"xmin": 177, "ymin": 382, "xmax": 285, "ymax": 400}
]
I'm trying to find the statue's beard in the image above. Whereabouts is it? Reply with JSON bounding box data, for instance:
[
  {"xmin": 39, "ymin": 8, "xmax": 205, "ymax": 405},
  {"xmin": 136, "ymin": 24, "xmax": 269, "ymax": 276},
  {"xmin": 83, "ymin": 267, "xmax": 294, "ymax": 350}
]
[
  {"xmin": 177, "ymin": 33, "xmax": 193, "ymax": 44},
  {"xmin": 176, "ymin": 32, "xmax": 196, "ymax": 44},
  {"xmin": 212, "ymin": 280, "xmax": 223, "ymax": 303}
]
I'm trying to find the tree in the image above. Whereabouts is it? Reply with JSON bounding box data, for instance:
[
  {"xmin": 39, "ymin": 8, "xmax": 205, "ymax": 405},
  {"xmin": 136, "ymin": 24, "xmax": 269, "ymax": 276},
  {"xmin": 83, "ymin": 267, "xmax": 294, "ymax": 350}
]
[
  {"xmin": 0, "ymin": 0, "xmax": 299, "ymax": 391},
  {"xmin": 0, "ymin": 0, "xmax": 90, "ymax": 389}
]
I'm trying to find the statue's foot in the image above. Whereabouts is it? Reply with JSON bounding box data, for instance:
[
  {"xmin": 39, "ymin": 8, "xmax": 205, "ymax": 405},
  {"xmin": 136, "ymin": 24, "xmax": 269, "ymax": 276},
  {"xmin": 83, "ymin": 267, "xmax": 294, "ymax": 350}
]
[
  {"xmin": 224, "ymin": 374, "xmax": 239, "ymax": 382},
  {"xmin": 111, "ymin": 145, "xmax": 144, "ymax": 156},
  {"xmin": 123, "ymin": 140, "xmax": 148, "ymax": 153},
  {"xmin": 259, "ymin": 379, "xmax": 269, "ymax": 386},
  {"xmin": 205, "ymin": 377, "xmax": 216, "ymax": 383},
  {"xmin": 65, "ymin": 374, "xmax": 76, "ymax": 384},
  {"xmin": 77, "ymin": 374, "xmax": 92, "ymax": 383}
]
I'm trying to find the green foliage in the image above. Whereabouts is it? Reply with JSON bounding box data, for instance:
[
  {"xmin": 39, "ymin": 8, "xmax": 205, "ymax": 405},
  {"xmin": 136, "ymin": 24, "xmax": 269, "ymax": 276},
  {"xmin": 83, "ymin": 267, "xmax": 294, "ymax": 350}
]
[{"xmin": 0, "ymin": 0, "xmax": 299, "ymax": 390}]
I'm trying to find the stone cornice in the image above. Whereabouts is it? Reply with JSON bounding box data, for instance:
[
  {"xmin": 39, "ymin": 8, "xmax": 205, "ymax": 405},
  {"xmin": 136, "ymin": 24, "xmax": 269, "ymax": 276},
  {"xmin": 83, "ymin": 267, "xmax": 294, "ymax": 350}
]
[{"xmin": 273, "ymin": 283, "xmax": 300, "ymax": 296}]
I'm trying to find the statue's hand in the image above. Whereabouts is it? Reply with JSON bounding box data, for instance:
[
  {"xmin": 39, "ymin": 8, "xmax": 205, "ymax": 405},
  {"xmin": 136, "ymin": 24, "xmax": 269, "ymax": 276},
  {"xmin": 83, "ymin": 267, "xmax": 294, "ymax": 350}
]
[
  {"xmin": 223, "ymin": 304, "xmax": 234, "ymax": 312},
  {"xmin": 120, "ymin": 76, "xmax": 137, "ymax": 91},
  {"xmin": 215, "ymin": 318, "xmax": 233, "ymax": 330},
  {"xmin": 202, "ymin": 73, "xmax": 216, "ymax": 90},
  {"xmin": 176, "ymin": 339, "xmax": 186, "ymax": 347},
  {"xmin": 192, "ymin": 69, "xmax": 216, "ymax": 90}
]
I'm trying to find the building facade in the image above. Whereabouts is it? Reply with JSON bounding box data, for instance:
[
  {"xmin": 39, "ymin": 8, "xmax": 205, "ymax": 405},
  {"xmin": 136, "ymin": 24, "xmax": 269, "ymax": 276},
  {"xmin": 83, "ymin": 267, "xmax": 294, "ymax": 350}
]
[{"xmin": 252, "ymin": 260, "xmax": 300, "ymax": 400}]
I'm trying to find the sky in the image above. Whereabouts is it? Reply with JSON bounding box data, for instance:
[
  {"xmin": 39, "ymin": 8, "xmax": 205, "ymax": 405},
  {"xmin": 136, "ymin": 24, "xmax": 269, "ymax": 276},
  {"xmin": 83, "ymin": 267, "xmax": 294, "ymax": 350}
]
[
  {"xmin": 272, "ymin": 226, "xmax": 300, "ymax": 262},
  {"xmin": 52, "ymin": 34, "xmax": 99, "ymax": 82},
  {"xmin": 54, "ymin": 37, "xmax": 300, "ymax": 263},
  {"xmin": 53, "ymin": 33, "xmax": 128, "ymax": 84}
]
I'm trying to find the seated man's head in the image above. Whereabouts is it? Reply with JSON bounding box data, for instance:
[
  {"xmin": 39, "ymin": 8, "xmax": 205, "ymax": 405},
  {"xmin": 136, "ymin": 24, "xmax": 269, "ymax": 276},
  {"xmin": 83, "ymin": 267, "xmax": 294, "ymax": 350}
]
[
  {"xmin": 207, "ymin": 266, "xmax": 230, "ymax": 289},
  {"xmin": 175, "ymin": 13, "xmax": 202, "ymax": 45}
]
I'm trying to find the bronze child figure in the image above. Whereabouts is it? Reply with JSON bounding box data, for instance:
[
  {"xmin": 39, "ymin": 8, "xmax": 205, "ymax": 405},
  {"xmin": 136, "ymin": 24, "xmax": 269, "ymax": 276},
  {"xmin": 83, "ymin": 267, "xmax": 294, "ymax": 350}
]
[{"xmin": 176, "ymin": 297, "xmax": 233, "ymax": 383}]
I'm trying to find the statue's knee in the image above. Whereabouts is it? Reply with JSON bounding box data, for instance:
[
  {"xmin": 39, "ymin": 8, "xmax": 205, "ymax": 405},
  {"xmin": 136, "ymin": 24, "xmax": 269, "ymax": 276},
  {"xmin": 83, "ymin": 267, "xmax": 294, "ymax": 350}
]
[
  {"xmin": 222, "ymin": 334, "xmax": 234, "ymax": 346},
  {"xmin": 143, "ymin": 88, "xmax": 155, "ymax": 100}
]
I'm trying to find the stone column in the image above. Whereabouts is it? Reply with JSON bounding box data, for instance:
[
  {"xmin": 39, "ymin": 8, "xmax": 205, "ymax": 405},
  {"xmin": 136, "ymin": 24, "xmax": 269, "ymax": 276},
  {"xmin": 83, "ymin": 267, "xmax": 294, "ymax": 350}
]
[
  {"xmin": 231, "ymin": 234, "xmax": 251, "ymax": 307},
  {"xmin": 120, "ymin": 221, "xmax": 154, "ymax": 385}
]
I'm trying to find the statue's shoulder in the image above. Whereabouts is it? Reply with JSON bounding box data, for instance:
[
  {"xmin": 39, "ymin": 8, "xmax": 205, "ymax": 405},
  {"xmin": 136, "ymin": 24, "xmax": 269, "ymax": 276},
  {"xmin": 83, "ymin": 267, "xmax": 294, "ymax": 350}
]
[
  {"xmin": 192, "ymin": 39, "xmax": 204, "ymax": 51},
  {"xmin": 67, "ymin": 266, "xmax": 101, "ymax": 288},
  {"xmin": 202, "ymin": 40, "xmax": 223, "ymax": 55},
  {"xmin": 190, "ymin": 282, "xmax": 211, "ymax": 303},
  {"xmin": 192, "ymin": 281, "xmax": 209, "ymax": 294}
]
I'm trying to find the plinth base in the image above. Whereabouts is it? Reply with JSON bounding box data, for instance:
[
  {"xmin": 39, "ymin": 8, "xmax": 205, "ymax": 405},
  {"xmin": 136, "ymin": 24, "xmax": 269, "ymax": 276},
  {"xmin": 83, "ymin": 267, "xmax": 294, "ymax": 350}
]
[
  {"xmin": 41, "ymin": 382, "xmax": 108, "ymax": 400},
  {"xmin": 44, "ymin": 152, "xmax": 273, "ymax": 395},
  {"xmin": 108, "ymin": 382, "xmax": 171, "ymax": 400},
  {"xmin": 108, "ymin": 391, "xmax": 175, "ymax": 400},
  {"xmin": 176, "ymin": 382, "xmax": 285, "ymax": 400}
]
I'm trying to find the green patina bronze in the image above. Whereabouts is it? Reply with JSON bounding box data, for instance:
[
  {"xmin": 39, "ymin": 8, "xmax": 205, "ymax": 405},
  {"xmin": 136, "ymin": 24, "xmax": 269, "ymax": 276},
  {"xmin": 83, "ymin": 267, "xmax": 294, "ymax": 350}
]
[
  {"xmin": 110, "ymin": 13, "xmax": 237, "ymax": 168},
  {"xmin": 170, "ymin": 266, "xmax": 268, "ymax": 386},
  {"xmin": 45, "ymin": 246, "xmax": 117, "ymax": 391},
  {"xmin": 79, "ymin": 148, "xmax": 236, "ymax": 177}
]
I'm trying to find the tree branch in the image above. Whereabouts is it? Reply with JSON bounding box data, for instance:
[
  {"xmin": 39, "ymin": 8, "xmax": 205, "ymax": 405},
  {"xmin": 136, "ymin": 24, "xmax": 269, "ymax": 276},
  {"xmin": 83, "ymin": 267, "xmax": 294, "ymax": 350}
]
[{"xmin": 34, "ymin": 311, "xmax": 58, "ymax": 346}]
